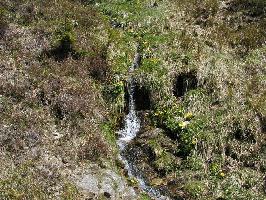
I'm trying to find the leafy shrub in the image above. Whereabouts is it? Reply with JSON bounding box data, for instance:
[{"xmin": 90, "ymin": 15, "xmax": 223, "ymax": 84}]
[
  {"xmin": 103, "ymin": 79, "xmax": 125, "ymax": 103},
  {"xmin": 178, "ymin": 116, "xmax": 209, "ymax": 157}
]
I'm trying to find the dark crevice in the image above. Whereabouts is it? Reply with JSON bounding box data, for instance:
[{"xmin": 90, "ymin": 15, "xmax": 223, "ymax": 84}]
[
  {"xmin": 232, "ymin": 123, "xmax": 256, "ymax": 143},
  {"xmin": 44, "ymin": 33, "xmax": 86, "ymax": 62},
  {"xmin": 110, "ymin": 19, "xmax": 124, "ymax": 29},
  {"xmin": 37, "ymin": 91, "xmax": 49, "ymax": 106},
  {"xmin": 52, "ymin": 104, "xmax": 65, "ymax": 120},
  {"xmin": 234, "ymin": 128, "xmax": 256, "ymax": 143},
  {"xmin": 124, "ymin": 83, "xmax": 151, "ymax": 112},
  {"xmin": 173, "ymin": 71, "xmax": 198, "ymax": 98},
  {"xmin": 133, "ymin": 85, "xmax": 151, "ymax": 111},
  {"xmin": 225, "ymin": 145, "xmax": 238, "ymax": 160},
  {"xmin": 124, "ymin": 84, "xmax": 130, "ymax": 114},
  {"xmin": 163, "ymin": 129, "xmax": 179, "ymax": 141}
]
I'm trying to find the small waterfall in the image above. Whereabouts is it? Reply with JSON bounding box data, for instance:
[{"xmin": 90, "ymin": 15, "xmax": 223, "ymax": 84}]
[
  {"xmin": 117, "ymin": 51, "xmax": 170, "ymax": 200},
  {"xmin": 117, "ymin": 48, "xmax": 141, "ymax": 151},
  {"xmin": 117, "ymin": 77, "xmax": 140, "ymax": 150}
]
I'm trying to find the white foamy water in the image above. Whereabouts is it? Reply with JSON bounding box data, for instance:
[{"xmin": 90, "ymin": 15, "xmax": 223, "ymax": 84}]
[{"xmin": 117, "ymin": 78, "xmax": 140, "ymax": 150}]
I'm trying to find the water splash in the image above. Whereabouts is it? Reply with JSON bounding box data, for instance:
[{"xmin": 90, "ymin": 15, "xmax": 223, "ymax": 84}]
[{"xmin": 117, "ymin": 79, "xmax": 140, "ymax": 150}]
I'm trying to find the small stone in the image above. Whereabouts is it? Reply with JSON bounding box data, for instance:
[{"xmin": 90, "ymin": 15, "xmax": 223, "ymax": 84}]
[{"xmin": 104, "ymin": 192, "xmax": 111, "ymax": 198}]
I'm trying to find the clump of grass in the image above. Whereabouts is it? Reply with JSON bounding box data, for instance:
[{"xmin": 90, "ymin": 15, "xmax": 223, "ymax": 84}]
[
  {"xmin": 0, "ymin": 161, "xmax": 82, "ymax": 200},
  {"xmin": 176, "ymin": 0, "xmax": 266, "ymax": 53},
  {"xmin": 78, "ymin": 133, "xmax": 110, "ymax": 162}
]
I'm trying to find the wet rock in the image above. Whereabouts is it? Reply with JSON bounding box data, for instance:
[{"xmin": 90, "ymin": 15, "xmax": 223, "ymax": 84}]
[
  {"xmin": 124, "ymin": 127, "xmax": 183, "ymax": 199},
  {"xmin": 133, "ymin": 44, "xmax": 142, "ymax": 69},
  {"xmin": 133, "ymin": 52, "xmax": 142, "ymax": 69}
]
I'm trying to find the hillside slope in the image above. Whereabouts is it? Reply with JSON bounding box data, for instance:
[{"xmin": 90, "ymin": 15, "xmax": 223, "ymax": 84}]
[
  {"xmin": 95, "ymin": 0, "xmax": 266, "ymax": 199},
  {"xmin": 0, "ymin": 1, "xmax": 136, "ymax": 199},
  {"xmin": 0, "ymin": 0, "xmax": 265, "ymax": 200}
]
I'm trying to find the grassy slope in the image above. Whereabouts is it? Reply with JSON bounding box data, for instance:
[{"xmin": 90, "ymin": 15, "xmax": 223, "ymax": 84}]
[
  {"xmin": 96, "ymin": 0, "xmax": 266, "ymax": 199},
  {"xmin": 0, "ymin": 0, "xmax": 265, "ymax": 199},
  {"xmin": 0, "ymin": 0, "xmax": 122, "ymax": 199}
]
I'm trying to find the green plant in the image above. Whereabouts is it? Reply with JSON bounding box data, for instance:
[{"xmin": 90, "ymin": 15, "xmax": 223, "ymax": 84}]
[
  {"xmin": 178, "ymin": 116, "xmax": 208, "ymax": 157},
  {"xmin": 103, "ymin": 79, "xmax": 125, "ymax": 109},
  {"xmin": 101, "ymin": 122, "xmax": 117, "ymax": 148},
  {"xmin": 185, "ymin": 153, "xmax": 204, "ymax": 171},
  {"xmin": 152, "ymin": 102, "xmax": 184, "ymax": 133},
  {"xmin": 139, "ymin": 192, "xmax": 152, "ymax": 200},
  {"xmin": 184, "ymin": 181, "xmax": 205, "ymax": 198},
  {"xmin": 154, "ymin": 151, "xmax": 178, "ymax": 174},
  {"xmin": 209, "ymin": 162, "xmax": 220, "ymax": 176}
]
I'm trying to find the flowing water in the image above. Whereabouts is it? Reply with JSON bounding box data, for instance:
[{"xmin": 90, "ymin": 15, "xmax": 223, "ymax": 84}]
[{"xmin": 117, "ymin": 62, "xmax": 170, "ymax": 200}]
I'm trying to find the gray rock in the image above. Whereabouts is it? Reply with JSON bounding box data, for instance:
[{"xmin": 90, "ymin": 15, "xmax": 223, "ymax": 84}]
[
  {"xmin": 74, "ymin": 166, "xmax": 137, "ymax": 200},
  {"xmin": 77, "ymin": 174, "xmax": 99, "ymax": 193}
]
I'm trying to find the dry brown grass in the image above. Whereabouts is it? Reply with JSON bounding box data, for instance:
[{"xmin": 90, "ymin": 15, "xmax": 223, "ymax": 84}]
[{"xmin": 0, "ymin": 0, "xmax": 115, "ymax": 198}]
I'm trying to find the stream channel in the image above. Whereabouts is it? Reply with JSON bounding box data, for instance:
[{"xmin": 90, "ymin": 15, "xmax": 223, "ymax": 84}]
[{"xmin": 117, "ymin": 51, "xmax": 170, "ymax": 200}]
